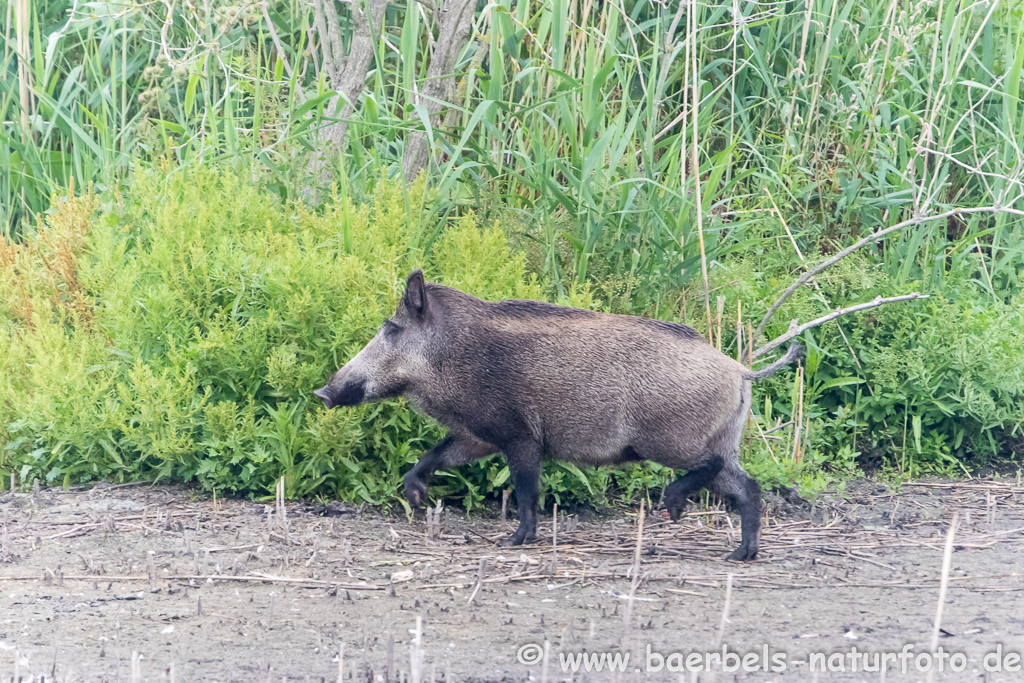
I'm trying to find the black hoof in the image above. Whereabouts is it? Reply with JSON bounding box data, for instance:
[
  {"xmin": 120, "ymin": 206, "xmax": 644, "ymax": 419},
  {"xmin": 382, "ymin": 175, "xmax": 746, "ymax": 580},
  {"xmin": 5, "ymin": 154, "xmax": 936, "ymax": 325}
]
[
  {"xmin": 501, "ymin": 530, "xmax": 538, "ymax": 546},
  {"xmin": 725, "ymin": 543, "xmax": 758, "ymax": 562},
  {"xmin": 666, "ymin": 503, "xmax": 687, "ymax": 522},
  {"xmin": 403, "ymin": 473, "xmax": 429, "ymax": 508},
  {"xmin": 663, "ymin": 490, "xmax": 689, "ymax": 522}
]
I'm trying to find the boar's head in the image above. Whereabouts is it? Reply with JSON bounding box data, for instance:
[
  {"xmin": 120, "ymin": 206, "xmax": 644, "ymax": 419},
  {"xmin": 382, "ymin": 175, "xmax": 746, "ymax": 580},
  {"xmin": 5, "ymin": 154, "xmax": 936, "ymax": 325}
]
[{"xmin": 314, "ymin": 269, "xmax": 433, "ymax": 409}]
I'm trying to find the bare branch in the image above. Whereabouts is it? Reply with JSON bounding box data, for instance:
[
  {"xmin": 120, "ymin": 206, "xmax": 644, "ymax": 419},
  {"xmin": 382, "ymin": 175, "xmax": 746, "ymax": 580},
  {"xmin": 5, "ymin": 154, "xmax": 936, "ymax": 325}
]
[
  {"xmin": 261, "ymin": 2, "xmax": 295, "ymax": 81},
  {"xmin": 308, "ymin": 0, "xmax": 388, "ymax": 178},
  {"xmin": 322, "ymin": 0, "xmax": 348, "ymax": 78},
  {"xmin": 310, "ymin": 0, "xmax": 333, "ymax": 67},
  {"xmin": 413, "ymin": 0, "xmax": 440, "ymax": 19},
  {"xmin": 752, "ymin": 206, "xmax": 1024, "ymax": 345},
  {"xmin": 402, "ymin": 0, "xmax": 477, "ymax": 179},
  {"xmin": 752, "ymin": 294, "xmax": 929, "ymax": 360},
  {"xmin": 160, "ymin": 0, "xmax": 176, "ymax": 67},
  {"xmin": 921, "ymin": 146, "xmax": 1024, "ymax": 196}
]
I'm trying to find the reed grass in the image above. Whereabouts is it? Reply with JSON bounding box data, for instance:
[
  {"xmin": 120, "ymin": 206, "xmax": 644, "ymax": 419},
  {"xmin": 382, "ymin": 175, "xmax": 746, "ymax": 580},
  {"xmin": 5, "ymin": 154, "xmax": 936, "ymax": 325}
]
[
  {"xmin": 2, "ymin": 0, "xmax": 1023, "ymax": 493},
  {"xmin": 3, "ymin": 0, "xmax": 1018, "ymax": 299}
]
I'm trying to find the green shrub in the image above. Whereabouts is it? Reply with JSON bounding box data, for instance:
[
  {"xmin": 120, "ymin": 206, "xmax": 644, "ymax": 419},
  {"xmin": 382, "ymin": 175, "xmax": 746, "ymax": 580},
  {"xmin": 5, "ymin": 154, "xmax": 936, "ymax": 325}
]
[
  {"xmin": 3, "ymin": 168, "xmax": 1022, "ymax": 508},
  {"xmin": 0, "ymin": 168, "xmax": 639, "ymax": 506},
  {"xmin": 709, "ymin": 250, "xmax": 1024, "ymax": 480},
  {"xmin": 0, "ymin": 170, "xmax": 461, "ymax": 498}
]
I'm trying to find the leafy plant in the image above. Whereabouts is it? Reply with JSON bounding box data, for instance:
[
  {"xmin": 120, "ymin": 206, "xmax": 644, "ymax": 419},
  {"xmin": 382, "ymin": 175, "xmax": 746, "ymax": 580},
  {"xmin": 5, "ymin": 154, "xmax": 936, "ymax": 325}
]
[{"xmin": 3, "ymin": 0, "xmax": 1023, "ymax": 505}]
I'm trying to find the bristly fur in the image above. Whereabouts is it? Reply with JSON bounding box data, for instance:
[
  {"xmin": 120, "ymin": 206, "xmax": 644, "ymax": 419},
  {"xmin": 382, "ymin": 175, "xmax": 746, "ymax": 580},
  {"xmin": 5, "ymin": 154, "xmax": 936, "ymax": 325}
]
[{"xmin": 317, "ymin": 270, "xmax": 804, "ymax": 561}]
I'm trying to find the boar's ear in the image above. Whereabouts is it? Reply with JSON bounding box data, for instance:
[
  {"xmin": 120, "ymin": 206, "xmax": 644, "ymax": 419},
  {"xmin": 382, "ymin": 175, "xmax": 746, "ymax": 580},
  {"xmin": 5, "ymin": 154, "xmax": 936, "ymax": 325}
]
[{"xmin": 403, "ymin": 269, "xmax": 428, "ymax": 318}]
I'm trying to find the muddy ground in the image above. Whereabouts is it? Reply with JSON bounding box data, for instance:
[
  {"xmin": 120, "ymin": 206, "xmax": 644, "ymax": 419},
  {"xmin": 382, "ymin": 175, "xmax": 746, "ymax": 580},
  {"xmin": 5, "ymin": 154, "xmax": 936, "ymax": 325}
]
[{"xmin": 1, "ymin": 478, "xmax": 1023, "ymax": 682}]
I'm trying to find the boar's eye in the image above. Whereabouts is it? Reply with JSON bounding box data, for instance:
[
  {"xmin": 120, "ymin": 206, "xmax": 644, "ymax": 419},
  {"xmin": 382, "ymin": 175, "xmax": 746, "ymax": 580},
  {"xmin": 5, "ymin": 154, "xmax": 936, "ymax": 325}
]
[{"xmin": 382, "ymin": 320, "xmax": 403, "ymax": 338}]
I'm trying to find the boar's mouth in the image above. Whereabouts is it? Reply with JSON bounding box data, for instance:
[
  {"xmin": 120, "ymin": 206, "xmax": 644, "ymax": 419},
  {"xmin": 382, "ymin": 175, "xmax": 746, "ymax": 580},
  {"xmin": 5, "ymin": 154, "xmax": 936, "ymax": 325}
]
[{"xmin": 313, "ymin": 380, "xmax": 366, "ymax": 409}]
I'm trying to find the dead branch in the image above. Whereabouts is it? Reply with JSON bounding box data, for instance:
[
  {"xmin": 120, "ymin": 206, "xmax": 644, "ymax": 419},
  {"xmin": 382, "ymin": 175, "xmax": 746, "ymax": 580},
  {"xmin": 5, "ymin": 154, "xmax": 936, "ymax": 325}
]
[
  {"xmin": 159, "ymin": 0, "xmax": 176, "ymax": 67},
  {"xmin": 260, "ymin": 2, "xmax": 296, "ymax": 83},
  {"xmin": 751, "ymin": 293, "xmax": 928, "ymax": 359},
  {"xmin": 402, "ymin": 0, "xmax": 477, "ymax": 179},
  {"xmin": 752, "ymin": 205, "xmax": 1024, "ymax": 346},
  {"xmin": 309, "ymin": 0, "xmax": 388, "ymax": 173},
  {"xmin": 0, "ymin": 573, "xmax": 384, "ymax": 589}
]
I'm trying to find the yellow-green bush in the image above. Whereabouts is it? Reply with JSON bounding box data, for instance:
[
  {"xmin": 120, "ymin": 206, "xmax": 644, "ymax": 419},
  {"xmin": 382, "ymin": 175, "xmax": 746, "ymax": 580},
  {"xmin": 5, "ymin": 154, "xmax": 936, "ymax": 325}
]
[
  {"xmin": 0, "ymin": 168, "xmax": 598, "ymax": 502},
  {"xmin": 6, "ymin": 168, "xmax": 1020, "ymax": 506}
]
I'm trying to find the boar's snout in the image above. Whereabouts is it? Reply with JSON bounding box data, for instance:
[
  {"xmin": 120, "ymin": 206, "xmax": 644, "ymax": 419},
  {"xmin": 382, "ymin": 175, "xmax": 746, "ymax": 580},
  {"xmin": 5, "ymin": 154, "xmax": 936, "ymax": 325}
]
[
  {"xmin": 312, "ymin": 386, "xmax": 335, "ymax": 408},
  {"xmin": 313, "ymin": 380, "xmax": 366, "ymax": 409}
]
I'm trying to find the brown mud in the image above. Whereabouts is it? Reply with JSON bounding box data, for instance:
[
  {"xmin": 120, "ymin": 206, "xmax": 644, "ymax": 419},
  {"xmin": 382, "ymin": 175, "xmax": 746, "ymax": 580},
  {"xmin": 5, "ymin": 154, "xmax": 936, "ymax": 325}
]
[{"xmin": 1, "ymin": 478, "xmax": 1023, "ymax": 682}]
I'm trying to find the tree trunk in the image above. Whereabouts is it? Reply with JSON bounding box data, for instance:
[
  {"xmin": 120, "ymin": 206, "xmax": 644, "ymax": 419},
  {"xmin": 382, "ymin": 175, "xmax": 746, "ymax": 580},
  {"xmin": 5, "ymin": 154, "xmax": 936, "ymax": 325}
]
[
  {"xmin": 402, "ymin": 0, "xmax": 476, "ymax": 180},
  {"xmin": 309, "ymin": 0, "xmax": 388, "ymax": 181}
]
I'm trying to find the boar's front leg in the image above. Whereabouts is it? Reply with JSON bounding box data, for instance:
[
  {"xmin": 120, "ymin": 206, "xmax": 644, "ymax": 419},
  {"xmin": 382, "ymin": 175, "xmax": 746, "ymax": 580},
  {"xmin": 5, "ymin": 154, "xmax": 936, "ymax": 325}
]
[
  {"xmin": 662, "ymin": 455, "xmax": 724, "ymax": 521},
  {"xmin": 502, "ymin": 441, "xmax": 543, "ymax": 546},
  {"xmin": 404, "ymin": 435, "xmax": 498, "ymax": 507}
]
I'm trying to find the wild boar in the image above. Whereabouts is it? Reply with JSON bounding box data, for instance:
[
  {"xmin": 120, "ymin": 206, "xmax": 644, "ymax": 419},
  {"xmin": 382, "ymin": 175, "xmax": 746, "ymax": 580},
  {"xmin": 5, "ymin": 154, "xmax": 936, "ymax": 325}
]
[{"xmin": 315, "ymin": 270, "xmax": 802, "ymax": 560}]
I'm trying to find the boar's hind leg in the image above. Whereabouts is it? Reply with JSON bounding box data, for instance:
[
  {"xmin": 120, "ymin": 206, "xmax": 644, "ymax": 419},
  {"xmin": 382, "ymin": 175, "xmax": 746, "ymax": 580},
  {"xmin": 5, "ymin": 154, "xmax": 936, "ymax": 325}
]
[
  {"xmin": 502, "ymin": 441, "xmax": 543, "ymax": 546},
  {"xmin": 404, "ymin": 436, "xmax": 498, "ymax": 507},
  {"xmin": 705, "ymin": 388, "xmax": 762, "ymax": 561},
  {"xmin": 710, "ymin": 462, "xmax": 762, "ymax": 562},
  {"xmin": 662, "ymin": 455, "xmax": 724, "ymax": 522}
]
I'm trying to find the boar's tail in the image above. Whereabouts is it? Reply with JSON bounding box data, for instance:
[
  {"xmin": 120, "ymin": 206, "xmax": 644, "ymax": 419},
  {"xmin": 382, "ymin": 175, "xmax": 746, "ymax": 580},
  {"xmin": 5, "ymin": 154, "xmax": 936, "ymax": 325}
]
[{"xmin": 743, "ymin": 344, "xmax": 804, "ymax": 381}]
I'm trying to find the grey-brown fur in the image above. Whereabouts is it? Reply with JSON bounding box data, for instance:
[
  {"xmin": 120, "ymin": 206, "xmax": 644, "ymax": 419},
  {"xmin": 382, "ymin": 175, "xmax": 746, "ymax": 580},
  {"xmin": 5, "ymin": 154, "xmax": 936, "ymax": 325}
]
[{"xmin": 315, "ymin": 270, "xmax": 803, "ymax": 561}]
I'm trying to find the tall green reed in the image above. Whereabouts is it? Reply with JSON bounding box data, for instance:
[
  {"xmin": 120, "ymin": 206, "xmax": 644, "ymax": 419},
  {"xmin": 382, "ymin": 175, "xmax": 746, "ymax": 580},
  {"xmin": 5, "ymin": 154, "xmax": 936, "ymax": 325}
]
[{"xmin": 3, "ymin": 0, "xmax": 1021, "ymax": 314}]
